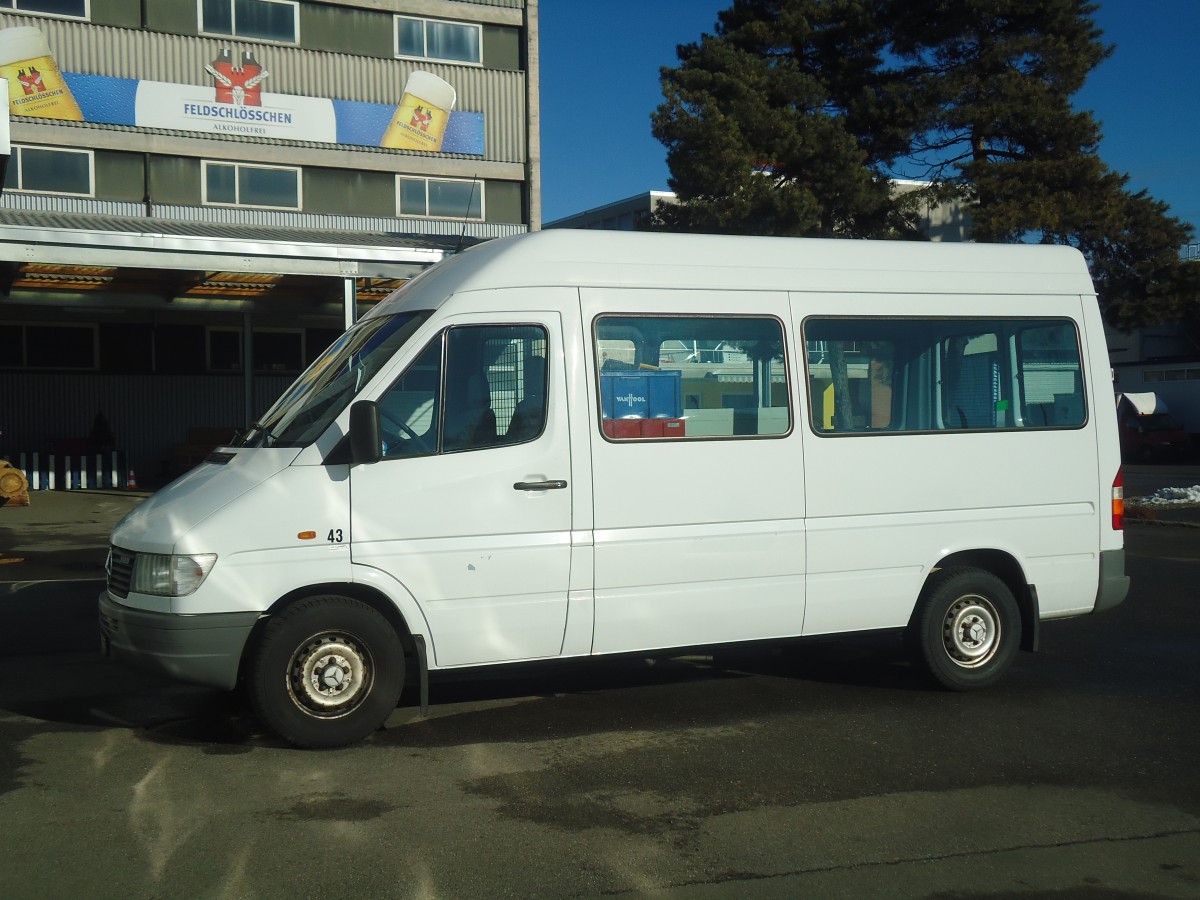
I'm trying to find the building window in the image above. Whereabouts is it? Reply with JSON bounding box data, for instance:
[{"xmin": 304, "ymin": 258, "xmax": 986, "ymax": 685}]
[
  {"xmin": 253, "ymin": 329, "xmax": 303, "ymax": 373},
  {"xmin": 594, "ymin": 315, "xmax": 791, "ymax": 440},
  {"xmin": 4, "ymin": 146, "xmax": 93, "ymax": 196},
  {"xmin": 199, "ymin": 0, "xmax": 298, "ymax": 43},
  {"xmin": 0, "ymin": 323, "xmax": 98, "ymax": 369},
  {"xmin": 206, "ymin": 327, "xmax": 242, "ymax": 372},
  {"xmin": 397, "ymin": 176, "xmax": 483, "ymax": 220},
  {"xmin": 203, "ymin": 161, "xmax": 301, "ymax": 210},
  {"xmin": 395, "ymin": 15, "xmax": 482, "ymax": 65},
  {"xmin": 0, "ymin": 0, "xmax": 88, "ymax": 19},
  {"xmin": 205, "ymin": 327, "xmax": 305, "ymax": 373}
]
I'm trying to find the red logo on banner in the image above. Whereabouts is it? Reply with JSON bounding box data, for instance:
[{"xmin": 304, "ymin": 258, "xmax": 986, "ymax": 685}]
[
  {"xmin": 17, "ymin": 67, "xmax": 46, "ymax": 95},
  {"xmin": 409, "ymin": 105, "xmax": 433, "ymax": 132},
  {"xmin": 205, "ymin": 51, "xmax": 269, "ymax": 106}
]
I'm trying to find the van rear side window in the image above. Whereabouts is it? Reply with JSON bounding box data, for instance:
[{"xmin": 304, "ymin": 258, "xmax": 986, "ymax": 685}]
[
  {"xmin": 804, "ymin": 318, "xmax": 1086, "ymax": 434},
  {"xmin": 594, "ymin": 315, "xmax": 791, "ymax": 440}
]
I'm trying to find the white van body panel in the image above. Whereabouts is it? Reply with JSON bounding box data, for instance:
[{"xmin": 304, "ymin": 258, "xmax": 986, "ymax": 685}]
[
  {"xmin": 380, "ymin": 231, "xmax": 1096, "ymax": 299},
  {"xmin": 579, "ymin": 288, "xmax": 807, "ymax": 654},
  {"xmin": 114, "ymin": 447, "xmax": 301, "ymax": 558},
  {"xmin": 1079, "ymin": 294, "xmax": 1125, "ymax": 558},
  {"xmin": 795, "ymin": 291, "xmax": 1105, "ymax": 632},
  {"xmin": 170, "ymin": 463, "xmax": 353, "ymax": 615},
  {"xmin": 346, "ymin": 298, "xmax": 577, "ymax": 668},
  {"xmin": 101, "ymin": 231, "xmax": 1127, "ymax": 712}
]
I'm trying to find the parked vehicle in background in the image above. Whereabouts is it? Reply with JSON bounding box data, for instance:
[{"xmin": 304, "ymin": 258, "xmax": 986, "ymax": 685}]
[
  {"xmin": 1116, "ymin": 392, "xmax": 1193, "ymax": 461},
  {"xmin": 98, "ymin": 231, "xmax": 1130, "ymax": 748}
]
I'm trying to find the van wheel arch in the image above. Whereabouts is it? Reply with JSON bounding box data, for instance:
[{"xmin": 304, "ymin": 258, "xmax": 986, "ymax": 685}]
[
  {"xmin": 240, "ymin": 583, "xmax": 419, "ymax": 686},
  {"xmin": 927, "ymin": 549, "xmax": 1038, "ymax": 653},
  {"xmin": 246, "ymin": 593, "xmax": 407, "ymax": 747}
]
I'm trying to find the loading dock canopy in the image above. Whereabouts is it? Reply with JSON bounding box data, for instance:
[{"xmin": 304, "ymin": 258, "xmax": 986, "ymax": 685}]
[{"xmin": 0, "ymin": 209, "xmax": 477, "ymax": 318}]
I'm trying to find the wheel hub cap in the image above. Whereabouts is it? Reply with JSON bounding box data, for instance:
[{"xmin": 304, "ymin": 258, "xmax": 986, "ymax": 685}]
[
  {"xmin": 290, "ymin": 635, "xmax": 370, "ymax": 714},
  {"xmin": 314, "ymin": 654, "xmax": 352, "ymax": 693},
  {"xmin": 943, "ymin": 596, "xmax": 1000, "ymax": 668}
]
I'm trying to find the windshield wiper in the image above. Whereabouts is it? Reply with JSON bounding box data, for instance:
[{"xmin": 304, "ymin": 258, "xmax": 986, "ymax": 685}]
[{"xmin": 243, "ymin": 420, "xmax": 280, "ymax": 448}]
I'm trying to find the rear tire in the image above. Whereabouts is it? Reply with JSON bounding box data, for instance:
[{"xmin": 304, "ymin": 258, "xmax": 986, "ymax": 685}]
[
  {"xmin": 249, "ymin": 595, "xmax": 405, "ymax": 748},
  {"xmin": 908, "ymin": 567, "xmax": 1020, "ymax": 691}
]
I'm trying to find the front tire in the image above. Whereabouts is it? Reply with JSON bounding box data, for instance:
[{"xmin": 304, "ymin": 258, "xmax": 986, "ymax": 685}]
[
  {"xmin": 249, "ymin": 595, "xmax": 405, "ymax": 748},
  {"xmin": 909, "ymin": 567, "xmax": 1020, "ymax": 691}
]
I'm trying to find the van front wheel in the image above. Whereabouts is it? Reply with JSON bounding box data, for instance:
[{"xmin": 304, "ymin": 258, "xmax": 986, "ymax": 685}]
[
  {"xmin": 249, "ymin": 596, "xmax": 405, "ymax": 748},
  {"xmin": 909, "ymin": 568, "xmax": 1020, "ymax": 691}
]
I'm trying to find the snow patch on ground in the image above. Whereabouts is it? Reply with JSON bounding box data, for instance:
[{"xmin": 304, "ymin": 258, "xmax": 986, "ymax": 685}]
[{"xmin": 1134, "ymin": 485, "xmax": 1200, "ymax": 506}]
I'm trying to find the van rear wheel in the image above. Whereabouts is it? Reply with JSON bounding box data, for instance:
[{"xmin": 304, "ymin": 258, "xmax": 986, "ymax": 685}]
[
  {"xmin": 249, "ymin": 595, "xmax": 405, "ymax": 748},
  {"xmin": 909, "ymin": 568, "xmax": 1020, "ymax": 691}
]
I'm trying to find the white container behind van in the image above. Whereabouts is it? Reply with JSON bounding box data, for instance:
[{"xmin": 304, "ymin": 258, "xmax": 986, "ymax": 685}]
[{"xmin": 100, "ymin": 231, "xmax": 1129, "ymax": 747}]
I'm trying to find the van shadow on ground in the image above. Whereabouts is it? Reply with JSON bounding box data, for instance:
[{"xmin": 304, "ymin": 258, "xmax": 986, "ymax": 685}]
[{"xmin": 2, "ymin": 577, "xmax": 926, "ymax": 752}]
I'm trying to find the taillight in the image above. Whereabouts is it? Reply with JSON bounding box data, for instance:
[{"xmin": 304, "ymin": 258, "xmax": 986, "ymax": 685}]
[{"xmin": 1112, "ymin": 469, "xmax": 1124, "ymax": 530}]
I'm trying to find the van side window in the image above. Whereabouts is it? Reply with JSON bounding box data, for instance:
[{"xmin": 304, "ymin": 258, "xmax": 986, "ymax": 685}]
[
  {"xmin": 1017, "ymin": 322, "xmax": 1087, "ymax": 427},
  {"xmin": 456, "ymin": 324, "xmax": 548, "ymax": 447},
  {"xmin": 376, "ymin": 323, "xmax": 548, "ymax": 458},
  {"xmin": 594, "ymin": 315, "xmax": 790, "ymax": 440},
  {"xmin": 804, "ymin": 317, "xmax": 1086, "ymax": 434}
]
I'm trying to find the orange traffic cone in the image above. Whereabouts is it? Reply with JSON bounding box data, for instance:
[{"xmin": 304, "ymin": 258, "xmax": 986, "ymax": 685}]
[{"xmin": 126, "ymin": 469, "xmax": 139, "ymax": 490}]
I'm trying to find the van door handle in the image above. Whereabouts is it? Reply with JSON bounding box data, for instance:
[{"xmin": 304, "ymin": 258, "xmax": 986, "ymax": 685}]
[{"xmin": 513, "ymin": 479, "xmax": 568, "ymax": 491}]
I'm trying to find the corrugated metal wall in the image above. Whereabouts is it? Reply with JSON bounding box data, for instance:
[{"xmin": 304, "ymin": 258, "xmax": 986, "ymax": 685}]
[
  {"xmin": 450, "ymin": 0, "xmax": 523, "ymax": 8},
  {"xmin": 0, "ymin": 193, "xmax": 527, "ymax": 238},
  {"xmin": 29, "ymin": 19, "xmax": 529, "ymax": 164},
  {"xmin": 1, "ymin": 372, "xmax": 294, "ymax": 483}
]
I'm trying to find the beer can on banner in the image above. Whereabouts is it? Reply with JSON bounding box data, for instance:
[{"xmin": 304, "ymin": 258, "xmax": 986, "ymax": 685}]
[
  {"xmin": 0, "ymin": 26, "xmax": 83, "ymax": 121},
  {"xmin": 382, "ymin": 70, "xmax": 455, "ymax": 152}
]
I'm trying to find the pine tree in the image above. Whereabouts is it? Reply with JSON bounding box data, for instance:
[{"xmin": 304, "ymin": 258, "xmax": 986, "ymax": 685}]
[
  {"xmin": 891, "ymin": 0, "xmax": 1196, "ymax": 326},
  {"xmin": 653, "ymin": 0, "xmax": 1197, "ymax": 326},
  {"xmin": 651, "ymin": 0, "xmax": 920, "ymax": 238}
]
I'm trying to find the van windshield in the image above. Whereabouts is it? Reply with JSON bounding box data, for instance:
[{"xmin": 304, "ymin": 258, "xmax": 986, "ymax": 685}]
[{"xmin": 237, "ymin": 311, "xmax": 430, "ymax": 448}]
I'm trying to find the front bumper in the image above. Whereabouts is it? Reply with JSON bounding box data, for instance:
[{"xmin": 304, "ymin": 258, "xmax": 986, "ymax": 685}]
[{"xmin": 98, "ymin": 592, "xmax": 261, "ymax": 690}]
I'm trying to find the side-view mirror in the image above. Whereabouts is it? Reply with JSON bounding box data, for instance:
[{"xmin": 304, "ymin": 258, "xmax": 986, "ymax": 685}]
[{"xmin": 349, "ymin": 400, "xmax": 382, "ymax": 464}]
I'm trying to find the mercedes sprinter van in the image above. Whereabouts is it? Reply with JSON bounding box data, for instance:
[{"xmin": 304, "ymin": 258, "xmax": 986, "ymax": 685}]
[{"xmin": 100, "ymin": 231, "xmax": 1129, "ymax": 747}]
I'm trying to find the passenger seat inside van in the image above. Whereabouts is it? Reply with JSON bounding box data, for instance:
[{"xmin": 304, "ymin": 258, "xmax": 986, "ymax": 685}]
[
  {"xmin": 505, "ymin": 356, "xmax": 546, "ymax": 442},
  {"xmin": 443, "ymin": 372, "xmax": 497, "ymax": 451}
]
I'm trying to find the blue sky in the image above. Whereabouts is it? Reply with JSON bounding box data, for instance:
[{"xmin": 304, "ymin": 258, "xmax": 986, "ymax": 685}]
[{"xmin": 539, "ymin": 0, "xmax": 1199, "ymax": 242}]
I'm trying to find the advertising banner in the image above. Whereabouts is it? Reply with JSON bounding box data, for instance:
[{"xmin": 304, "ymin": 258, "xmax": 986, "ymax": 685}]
[{"xmin": 0, "ymin": 26, "xmax": 485, "ymax": 155}]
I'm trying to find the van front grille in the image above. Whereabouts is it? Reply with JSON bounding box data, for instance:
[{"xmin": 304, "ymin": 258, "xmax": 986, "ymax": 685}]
[{"xmin": 107, "ymin": 546, "xmax": 135, "ymax": 599}]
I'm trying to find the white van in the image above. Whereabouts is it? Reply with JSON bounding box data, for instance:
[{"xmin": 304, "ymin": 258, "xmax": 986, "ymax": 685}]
[{"xmin": 99, "ymin": 230, "xmax": 1129, "ymax": 747}]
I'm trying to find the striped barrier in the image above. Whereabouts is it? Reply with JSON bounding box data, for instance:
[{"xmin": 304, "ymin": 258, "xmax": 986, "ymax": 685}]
[{"xmin": 15, "ymin": 451, "xmax": 130, "ymax": 491}]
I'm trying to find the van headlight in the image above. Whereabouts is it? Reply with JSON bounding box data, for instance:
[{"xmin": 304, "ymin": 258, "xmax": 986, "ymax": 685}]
[{"xmin": 131, "ymin": 553, "xmax": 217, "ymax": 597}]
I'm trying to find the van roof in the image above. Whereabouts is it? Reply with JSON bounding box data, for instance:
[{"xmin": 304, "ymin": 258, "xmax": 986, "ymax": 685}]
[{"xmin": 371, "ymin": 230, "xmax": 1095, "ymax": 316}]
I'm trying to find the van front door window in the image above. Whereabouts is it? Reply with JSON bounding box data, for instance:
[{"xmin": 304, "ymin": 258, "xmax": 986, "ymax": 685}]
[{"xmin": 374, "ymin": 324, "xmax": 549, "ymax": 457}]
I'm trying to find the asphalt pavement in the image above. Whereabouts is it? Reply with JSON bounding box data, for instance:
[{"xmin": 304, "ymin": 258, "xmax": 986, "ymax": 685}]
[
  {"xmin": 0, "ymin": 488, "xmax": 149, "ymax": 583},
  {"xmin": 2, "ymin": 467, "xmax": 1199, "ymax": 898}
]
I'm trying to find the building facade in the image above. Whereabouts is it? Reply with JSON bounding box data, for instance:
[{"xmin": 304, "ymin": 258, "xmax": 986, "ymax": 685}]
[
  {"xmin": 546, "ymin": 191, "xmax": 677, "ymax": 232},
  {"xmin": 548, "ymin": 183, "xmax": 969, "ymax": 242},
  {"xmin": 0, "ymin": 0, "xmax": 539, "ymax": 483}
]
